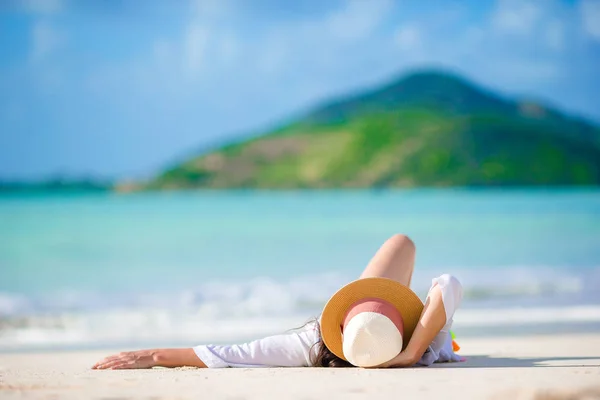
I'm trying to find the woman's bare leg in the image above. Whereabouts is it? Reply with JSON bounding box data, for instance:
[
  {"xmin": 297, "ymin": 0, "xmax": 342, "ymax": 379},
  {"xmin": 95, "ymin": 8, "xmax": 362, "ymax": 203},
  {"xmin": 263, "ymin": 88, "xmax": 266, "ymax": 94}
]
[
  {"xmin": 359, "ymin": 236, "xmax": 459, "ymax": 368},
  {"xmin": 359, "ymin": 234, "xmax": 415, "ymax": 287}
]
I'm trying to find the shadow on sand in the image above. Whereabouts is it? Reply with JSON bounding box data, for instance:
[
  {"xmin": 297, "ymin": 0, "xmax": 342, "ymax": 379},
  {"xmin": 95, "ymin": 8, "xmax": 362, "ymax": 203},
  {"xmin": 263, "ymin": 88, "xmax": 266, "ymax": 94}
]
[{"xmin": 434, "ymin": 355, "xmax": 600, "ymax": 368}]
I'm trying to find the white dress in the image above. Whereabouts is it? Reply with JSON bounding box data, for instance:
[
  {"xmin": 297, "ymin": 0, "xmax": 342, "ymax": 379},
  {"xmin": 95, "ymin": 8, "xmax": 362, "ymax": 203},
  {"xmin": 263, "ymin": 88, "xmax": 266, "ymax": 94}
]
[{"xmin": 194, "ymin": 274, "xmax": 463, "ymax": 368}]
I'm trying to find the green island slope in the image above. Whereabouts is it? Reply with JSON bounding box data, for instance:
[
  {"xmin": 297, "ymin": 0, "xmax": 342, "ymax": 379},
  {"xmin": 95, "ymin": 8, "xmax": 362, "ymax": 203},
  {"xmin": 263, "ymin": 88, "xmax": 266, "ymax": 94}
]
[{"xmin": 145, "ymin": 70, "xmax": 600, "ymax": 189}]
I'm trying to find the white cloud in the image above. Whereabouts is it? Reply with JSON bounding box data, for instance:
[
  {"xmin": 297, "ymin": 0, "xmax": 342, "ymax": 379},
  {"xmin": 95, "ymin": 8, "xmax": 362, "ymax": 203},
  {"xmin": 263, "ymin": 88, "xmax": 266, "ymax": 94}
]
[
  {"xmin": 327, "ymin": 0, "xmax": 393, "ymax": 40},
  {"xmin": 463, "ymin": 26, "xmax": 485, "ymax": 47},
  {"xmin": 163, "ymin": 0, "xmax": 394, "ymax": 81},
  {"xmin": 184, "ymin": 24, "xmax": 210, "ymax": 75},
  {"xmin": 256, "ymin": 36, "xmax": 287, "ymax": 74},
  {"xmin": 251, "ymin": 0, "xmax": 396, "ymax": 75},
  {"xmin": 489, "ymin": 0, "xmax": 573, "ymax": 52},
  {"xmin": 394, "ymin": 25, "xmax": 421, "ymax": 51},
  {"xmin": 22, "ymin": 0, "xmax": 63, "ymax": 14},
  {"xmin": 153, "ymin": 39, "xmax": 173, "ymax": 64},
  {"xmin": 189, "ymin": 0, "xmax": 231, "ymax": 20},
  {"xmin": 178, "ymin": 0, "xmax": 242, "ymax": 77},
  {"xmin": 490, "ymin": 60, "xmax": 561, "ymax": 84},
  {"xmin": 545, "ymin": 19, "xmax": 565, "ymax": 51},
  {"xmin": 30, "ymin": 21, "xmax": 64, "ymax": 62},
  {"xmin": 219, "ymin": 34, "xmax": 239, "ymax": 65},
  {"xmin": 580, "ymin": 0, "xmax": 600, "ymax": 40},
  {"xmin": 91, "ymin": 0, "xmax": 239, "ymax": 91},
  {"xmin": 491, "ymin": 0, "xmax": 542, "ymax": 34}
]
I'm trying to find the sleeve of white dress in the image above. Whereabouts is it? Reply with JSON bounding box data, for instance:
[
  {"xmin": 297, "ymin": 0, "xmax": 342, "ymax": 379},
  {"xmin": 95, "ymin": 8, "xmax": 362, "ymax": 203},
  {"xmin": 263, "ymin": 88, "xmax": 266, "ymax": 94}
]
[
  {"xmin": 417, "ymin": 274, "xmax": 463, "ymax": 366},
  {"xmin": 193, "ymin": 323, "xmax": 320, "ymax": 368}
]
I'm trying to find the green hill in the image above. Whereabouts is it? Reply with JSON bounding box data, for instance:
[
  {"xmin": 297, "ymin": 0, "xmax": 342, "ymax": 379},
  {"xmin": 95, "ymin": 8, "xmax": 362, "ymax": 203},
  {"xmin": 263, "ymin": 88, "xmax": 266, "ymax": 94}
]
[{"xmin": 144, "ymin": 70, "xmax": 600, "ymax": 189}]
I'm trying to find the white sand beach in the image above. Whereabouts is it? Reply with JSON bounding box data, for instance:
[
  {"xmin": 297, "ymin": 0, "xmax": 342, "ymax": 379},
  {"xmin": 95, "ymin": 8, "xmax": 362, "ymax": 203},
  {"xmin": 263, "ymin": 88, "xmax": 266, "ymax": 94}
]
[{"xmin": 1, "ymin": 333, "xmax": 599, "ymax": 399}]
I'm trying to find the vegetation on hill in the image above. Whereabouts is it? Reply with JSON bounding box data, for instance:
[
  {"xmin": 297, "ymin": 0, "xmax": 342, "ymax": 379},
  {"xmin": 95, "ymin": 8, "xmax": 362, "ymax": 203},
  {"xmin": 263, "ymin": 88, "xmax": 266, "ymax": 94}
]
[
  {"xmin": 146, "ymin": 70, "xmax": 600, "ymax": 189},
  {"xmin": 0, "ymin": 178, "xmax": 111, "ymax": 193}
]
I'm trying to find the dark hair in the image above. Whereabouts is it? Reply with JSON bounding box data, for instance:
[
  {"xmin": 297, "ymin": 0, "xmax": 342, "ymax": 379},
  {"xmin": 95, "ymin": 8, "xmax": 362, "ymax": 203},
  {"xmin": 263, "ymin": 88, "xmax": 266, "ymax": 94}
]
[{"xmin": 310, "ymin": 321, "xmax": 353, "ymax": 368}]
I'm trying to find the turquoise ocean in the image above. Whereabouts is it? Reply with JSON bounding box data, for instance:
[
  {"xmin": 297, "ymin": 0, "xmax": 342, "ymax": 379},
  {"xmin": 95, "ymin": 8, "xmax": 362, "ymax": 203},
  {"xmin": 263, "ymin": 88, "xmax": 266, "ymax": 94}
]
[{"xmin": 1, "ymin": 189, "xmax": 599, "ymax": 351}]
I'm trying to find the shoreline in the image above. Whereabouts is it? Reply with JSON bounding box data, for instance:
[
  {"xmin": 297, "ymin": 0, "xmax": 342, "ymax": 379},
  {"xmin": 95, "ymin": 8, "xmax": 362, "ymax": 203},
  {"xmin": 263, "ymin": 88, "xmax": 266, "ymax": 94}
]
[
  {"xmin": 2, "ymin": 333, "xmax": 599, "ymax": 399},
  {"xmin": 3, "ymin": 305, "xmax": 600, "ymax": 354},
  {"xmin": 3, "ymin": 321, "xmax": 600, "ymax": 355}
]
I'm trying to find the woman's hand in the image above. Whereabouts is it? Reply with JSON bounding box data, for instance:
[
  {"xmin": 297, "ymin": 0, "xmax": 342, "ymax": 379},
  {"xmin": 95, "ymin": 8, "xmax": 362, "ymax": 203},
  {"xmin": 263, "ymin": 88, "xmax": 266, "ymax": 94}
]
[
  {"xmin": 93, "ymin": 350, "xmax": 159, "ymax": 369},
  {"xmin": 376, "ymin": 349, "xmax": 418, "ymax": 368},
  {"xmin": 92, "ymin": 348, "xmax": 207, "ymax": 370}
]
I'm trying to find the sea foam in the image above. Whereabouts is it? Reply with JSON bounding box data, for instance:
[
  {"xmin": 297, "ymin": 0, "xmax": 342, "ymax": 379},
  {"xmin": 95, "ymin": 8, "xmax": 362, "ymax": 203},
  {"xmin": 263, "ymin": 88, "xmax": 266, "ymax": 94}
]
[{"xmin": 1, "ymin": 266, "xmax": 599, "ymax": 351}]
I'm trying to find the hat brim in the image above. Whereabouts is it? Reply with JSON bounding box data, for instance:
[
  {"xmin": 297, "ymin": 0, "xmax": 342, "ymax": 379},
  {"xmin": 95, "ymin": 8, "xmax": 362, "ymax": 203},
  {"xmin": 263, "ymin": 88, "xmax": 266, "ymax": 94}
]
[{"xmin": 320, "ymin": 277, "xmax": 424, "ymax": 362}]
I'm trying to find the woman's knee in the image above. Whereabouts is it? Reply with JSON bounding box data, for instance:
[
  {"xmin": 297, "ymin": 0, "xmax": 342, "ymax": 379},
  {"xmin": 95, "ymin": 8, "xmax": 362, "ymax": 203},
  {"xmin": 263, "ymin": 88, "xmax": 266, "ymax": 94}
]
[
  {"xmin": 385, "ymin": 234, "xmax": 416, "ymax": 255},
  {"xmin": 362, "ymin": 233, "xmax": 416, "ymax": 282}
]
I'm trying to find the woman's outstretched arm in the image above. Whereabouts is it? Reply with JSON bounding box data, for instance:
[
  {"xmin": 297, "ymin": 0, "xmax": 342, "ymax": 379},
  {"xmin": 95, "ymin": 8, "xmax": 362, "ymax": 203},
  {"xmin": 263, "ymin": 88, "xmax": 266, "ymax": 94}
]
[
  {"xmin": 92, "ymin": 348, "xmax": 207, "ymax": 369},
  {"xmin": 92, "ymin": 323, "xmax": 319, "ymax": 369}
]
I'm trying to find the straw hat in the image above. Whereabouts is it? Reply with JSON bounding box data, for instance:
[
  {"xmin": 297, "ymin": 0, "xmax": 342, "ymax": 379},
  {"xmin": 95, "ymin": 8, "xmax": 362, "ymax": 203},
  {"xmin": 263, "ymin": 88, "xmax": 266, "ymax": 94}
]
[{"xmin": 320, "ymin": 277, "xmax": 424, "ymax": 367}]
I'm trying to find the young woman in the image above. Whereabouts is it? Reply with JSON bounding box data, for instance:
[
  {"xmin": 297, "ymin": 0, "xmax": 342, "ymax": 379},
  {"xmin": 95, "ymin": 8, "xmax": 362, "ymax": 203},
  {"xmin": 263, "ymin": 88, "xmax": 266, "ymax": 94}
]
[{"xmin": 92, "ymin": 234, "xmax": 463, "ymax": 369}]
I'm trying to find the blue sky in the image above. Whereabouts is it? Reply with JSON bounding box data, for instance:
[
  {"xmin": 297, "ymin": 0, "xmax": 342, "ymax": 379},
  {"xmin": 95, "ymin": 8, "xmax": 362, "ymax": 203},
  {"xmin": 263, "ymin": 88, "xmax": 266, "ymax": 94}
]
[{"xmin": 1, "ymin": 0, "xmax": 599, "ymax": 180}]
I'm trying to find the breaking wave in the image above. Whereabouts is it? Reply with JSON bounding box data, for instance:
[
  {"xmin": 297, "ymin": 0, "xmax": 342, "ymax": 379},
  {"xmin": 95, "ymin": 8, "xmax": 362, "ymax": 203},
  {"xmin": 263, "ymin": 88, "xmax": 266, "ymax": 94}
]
[{"xmin": 1, "ymin": 265, "xmax": 599, "ymax": 351}]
